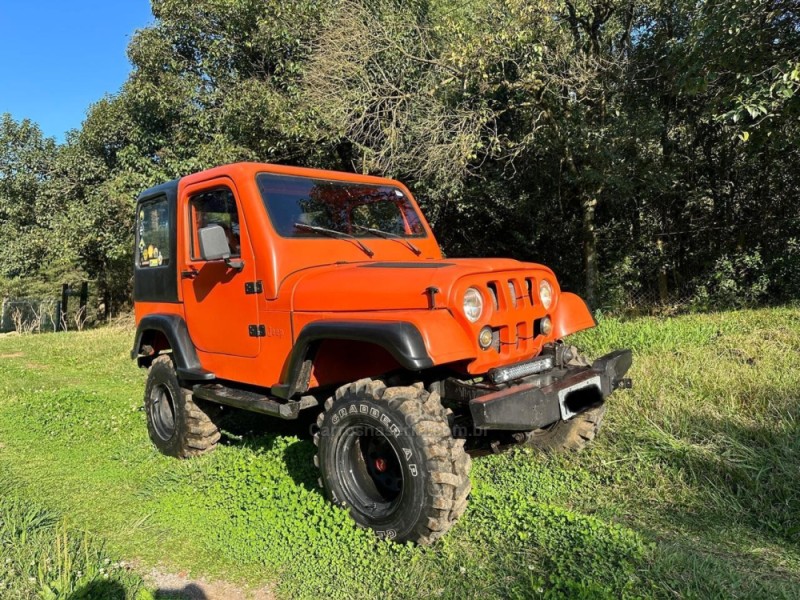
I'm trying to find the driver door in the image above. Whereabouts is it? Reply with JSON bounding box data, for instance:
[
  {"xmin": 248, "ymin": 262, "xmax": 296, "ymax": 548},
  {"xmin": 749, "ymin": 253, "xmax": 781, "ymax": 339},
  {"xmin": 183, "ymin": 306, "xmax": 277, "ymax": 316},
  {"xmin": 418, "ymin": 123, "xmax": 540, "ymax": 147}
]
[{"xmin": 180, "ymin": 177, "xmax": 260, "ymax": 358}]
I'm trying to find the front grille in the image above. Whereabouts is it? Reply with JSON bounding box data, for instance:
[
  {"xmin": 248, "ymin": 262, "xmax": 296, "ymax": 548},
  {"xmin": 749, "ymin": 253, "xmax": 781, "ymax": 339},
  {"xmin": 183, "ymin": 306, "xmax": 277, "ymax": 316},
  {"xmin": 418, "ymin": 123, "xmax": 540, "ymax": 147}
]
[
  {"xmin": 483, "ymin": 275, "xmax": 542, "ymax": 356},
  {"xmin": 488, "ymin": 276, "xmax": 536, "ymax": 311}
]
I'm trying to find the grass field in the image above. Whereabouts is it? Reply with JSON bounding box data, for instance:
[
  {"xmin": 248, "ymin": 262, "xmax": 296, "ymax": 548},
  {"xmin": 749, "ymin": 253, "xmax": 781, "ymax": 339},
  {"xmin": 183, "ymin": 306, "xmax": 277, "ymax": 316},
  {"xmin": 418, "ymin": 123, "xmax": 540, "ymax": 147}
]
[{"xmin": 0, "ymin": 307, "xmax": 799, "ymax": 599}]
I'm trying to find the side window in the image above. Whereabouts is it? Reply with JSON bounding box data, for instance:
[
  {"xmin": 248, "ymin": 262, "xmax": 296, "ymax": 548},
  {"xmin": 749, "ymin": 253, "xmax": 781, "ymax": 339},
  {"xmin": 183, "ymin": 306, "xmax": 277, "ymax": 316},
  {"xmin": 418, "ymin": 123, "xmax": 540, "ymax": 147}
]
[
  {"xmin": 137, "ymin": 197, "xmax": 170, "ymax": 267},
  {"xmin": 189, "ymin": 188, "xmax": 241, "ymax": 259}
]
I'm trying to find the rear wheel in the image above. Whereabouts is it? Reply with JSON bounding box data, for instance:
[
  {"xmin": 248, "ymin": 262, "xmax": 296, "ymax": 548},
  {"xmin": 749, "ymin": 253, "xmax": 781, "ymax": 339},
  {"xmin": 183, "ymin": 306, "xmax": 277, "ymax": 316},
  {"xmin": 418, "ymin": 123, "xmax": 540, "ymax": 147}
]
[
  {"xmin": 314, "ymin": 379, "xmax": 471, "ymax": 544},
  {"xmin": 144, "ymin": 354, "xmax": 221, "ymax": 458}
]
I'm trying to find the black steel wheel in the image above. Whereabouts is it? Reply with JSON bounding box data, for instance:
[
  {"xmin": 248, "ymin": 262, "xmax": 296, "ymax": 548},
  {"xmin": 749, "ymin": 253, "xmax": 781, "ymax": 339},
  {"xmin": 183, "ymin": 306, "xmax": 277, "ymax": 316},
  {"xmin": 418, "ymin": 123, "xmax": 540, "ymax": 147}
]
[
  {"xmin": 333, "ymin": 421, "xmax": 405, "ymax": 520},
  {"xmin": 143, "ymin": 355, "xmax": 222, "ymax": 458},
  {"xmin": 314, "ymin": 379, "xmax": 471, "ymax": 544},
  {"xmin": 148, "ymin": 381, "xmax": 177, "ymax": 442}
]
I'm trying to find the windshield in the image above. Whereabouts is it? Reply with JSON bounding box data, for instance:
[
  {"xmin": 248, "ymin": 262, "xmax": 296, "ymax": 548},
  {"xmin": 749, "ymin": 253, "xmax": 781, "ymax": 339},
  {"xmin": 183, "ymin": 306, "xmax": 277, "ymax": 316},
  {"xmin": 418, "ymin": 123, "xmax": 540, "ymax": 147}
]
[{"xmin": 256, "ymin": 173, "xmax": 426, "ymax": 239}]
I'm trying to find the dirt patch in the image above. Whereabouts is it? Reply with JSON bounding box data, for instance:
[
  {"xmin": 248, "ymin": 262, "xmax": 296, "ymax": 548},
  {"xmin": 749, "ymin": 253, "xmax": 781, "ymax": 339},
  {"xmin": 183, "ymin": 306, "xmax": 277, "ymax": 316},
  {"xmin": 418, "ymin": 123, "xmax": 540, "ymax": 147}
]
[
  {"xmin": 145, "ymin": 567, "xmax": 273, "ymax": 600},
  {"xmin": 0, "ymin": 352, "xmax": 44, "ymax": 370}
]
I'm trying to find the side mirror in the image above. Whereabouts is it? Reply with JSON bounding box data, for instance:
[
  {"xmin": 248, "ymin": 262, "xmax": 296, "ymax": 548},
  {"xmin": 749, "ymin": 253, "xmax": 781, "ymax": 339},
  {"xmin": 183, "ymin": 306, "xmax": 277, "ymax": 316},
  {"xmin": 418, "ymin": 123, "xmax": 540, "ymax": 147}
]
[
  {"xmin": 198, "ymin": 225, "xmax": 231, "ymax": 261},
  {"xmin": 197, "ymin": 225, "xmax": 245, "ymax": 271}
]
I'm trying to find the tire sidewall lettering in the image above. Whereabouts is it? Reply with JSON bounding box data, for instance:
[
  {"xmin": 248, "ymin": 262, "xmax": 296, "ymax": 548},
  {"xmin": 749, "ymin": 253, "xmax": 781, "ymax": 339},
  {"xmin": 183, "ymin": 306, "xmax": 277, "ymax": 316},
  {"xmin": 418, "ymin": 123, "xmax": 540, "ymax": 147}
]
[{"xmin": 319, "ymin": 398, "xmax": 427, "ymax": 535}]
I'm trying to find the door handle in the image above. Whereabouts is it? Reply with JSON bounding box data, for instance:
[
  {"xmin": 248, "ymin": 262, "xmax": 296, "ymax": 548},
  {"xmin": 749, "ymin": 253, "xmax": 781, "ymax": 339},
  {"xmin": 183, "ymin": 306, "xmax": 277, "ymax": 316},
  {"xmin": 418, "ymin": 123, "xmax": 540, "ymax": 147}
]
[{"xmin": 181, "ymin": 268, "xmax": 199, "ymax": 279}]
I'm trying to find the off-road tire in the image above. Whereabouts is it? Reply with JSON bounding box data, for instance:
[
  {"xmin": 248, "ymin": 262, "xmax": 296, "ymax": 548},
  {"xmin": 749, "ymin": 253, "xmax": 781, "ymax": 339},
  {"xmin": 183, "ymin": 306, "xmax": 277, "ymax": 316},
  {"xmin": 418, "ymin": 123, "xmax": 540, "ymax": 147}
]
[
  {"xmin": 523, "ymin": 403, "xmax": 606, "ymax": 452},
  {"xmin": 144, "ymin": 354, "xmax": 221, "ymax": 458},
  {"xmin": 314, "ymin": 378, "xmax": 471, "ymax": 545}
]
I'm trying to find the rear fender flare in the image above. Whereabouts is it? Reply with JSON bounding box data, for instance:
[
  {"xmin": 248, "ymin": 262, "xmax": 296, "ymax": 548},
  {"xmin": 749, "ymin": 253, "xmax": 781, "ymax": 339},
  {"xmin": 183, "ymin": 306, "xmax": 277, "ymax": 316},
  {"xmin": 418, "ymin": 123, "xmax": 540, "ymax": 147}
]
[{"xmin": 131, "ymin": 314, "xmax": 215, "ymax": 381}]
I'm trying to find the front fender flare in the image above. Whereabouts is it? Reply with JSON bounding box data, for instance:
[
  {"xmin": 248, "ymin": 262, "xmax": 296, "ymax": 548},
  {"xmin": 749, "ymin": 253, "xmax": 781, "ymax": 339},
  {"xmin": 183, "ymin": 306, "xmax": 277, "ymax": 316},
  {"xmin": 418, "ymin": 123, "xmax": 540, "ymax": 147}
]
[
  {"xmin": 551, "ymin": 292, "xmax": 596, "ymax": 339},
  {"xmin": 273, "ymin": 321, "xmax": 434, "ymax": 399}
]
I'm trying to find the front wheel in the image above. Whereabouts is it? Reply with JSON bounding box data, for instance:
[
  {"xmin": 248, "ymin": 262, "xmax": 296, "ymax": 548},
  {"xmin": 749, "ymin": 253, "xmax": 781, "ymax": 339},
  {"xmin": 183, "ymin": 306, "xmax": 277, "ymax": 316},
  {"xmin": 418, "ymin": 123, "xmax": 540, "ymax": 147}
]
[
  {"xmin": 314, "ymin": 379, "xmax": 471, "ymax": 544},
  {"xmin": 523, "ymin": 346, "xmax": 606, "ymax": 452}
]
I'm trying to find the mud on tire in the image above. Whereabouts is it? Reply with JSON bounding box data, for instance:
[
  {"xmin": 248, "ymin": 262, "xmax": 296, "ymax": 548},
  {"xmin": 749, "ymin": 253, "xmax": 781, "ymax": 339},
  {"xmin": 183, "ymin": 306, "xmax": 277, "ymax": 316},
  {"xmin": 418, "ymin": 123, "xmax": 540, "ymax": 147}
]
[
  {"xmin": 314, "ymin": 378, "xmax": 471, "ymax": 544},
  {"xmin": 144, "ymin": 354, "xmax": 221, "ymax": 458}
]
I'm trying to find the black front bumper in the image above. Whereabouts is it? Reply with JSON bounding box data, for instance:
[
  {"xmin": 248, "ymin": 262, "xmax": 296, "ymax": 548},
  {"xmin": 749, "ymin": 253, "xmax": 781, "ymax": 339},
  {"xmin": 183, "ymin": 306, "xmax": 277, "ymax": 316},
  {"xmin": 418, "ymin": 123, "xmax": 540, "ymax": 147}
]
[{"xmin": 469, "ymin": 349, "xmax": 632, "ymax": 431}]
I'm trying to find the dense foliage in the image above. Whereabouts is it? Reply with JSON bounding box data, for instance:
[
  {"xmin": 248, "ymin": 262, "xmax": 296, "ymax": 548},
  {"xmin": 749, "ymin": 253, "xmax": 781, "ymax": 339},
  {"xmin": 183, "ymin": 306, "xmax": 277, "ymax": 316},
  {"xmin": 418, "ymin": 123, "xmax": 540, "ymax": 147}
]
[{"xmin": 0, "ymin": 0, "xmax": 798, "ymax": 313}]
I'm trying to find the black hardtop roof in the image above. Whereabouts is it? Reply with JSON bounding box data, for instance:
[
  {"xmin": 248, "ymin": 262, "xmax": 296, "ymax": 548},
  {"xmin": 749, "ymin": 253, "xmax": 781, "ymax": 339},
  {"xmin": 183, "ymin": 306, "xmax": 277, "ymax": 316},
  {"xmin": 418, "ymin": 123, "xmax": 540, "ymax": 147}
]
[{"xmin": 136, "ymin": 179, "xmax": 179, "ymax": 204}]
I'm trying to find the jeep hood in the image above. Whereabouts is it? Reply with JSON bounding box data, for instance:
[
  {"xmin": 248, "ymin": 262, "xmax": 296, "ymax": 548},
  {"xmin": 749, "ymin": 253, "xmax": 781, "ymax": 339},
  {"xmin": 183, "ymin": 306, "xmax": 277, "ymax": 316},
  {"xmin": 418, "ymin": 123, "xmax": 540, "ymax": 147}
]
[{"xmin": 289, "ymin": 258, "xmax": 555, "ymax": 312}]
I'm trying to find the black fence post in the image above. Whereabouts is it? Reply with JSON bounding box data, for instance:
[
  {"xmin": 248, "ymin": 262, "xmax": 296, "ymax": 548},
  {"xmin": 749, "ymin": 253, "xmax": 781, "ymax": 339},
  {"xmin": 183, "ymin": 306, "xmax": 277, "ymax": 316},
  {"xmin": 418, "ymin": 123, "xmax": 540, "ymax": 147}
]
[
  {"xmin": 79, "ymin": 281, "xmax": 88, "ymax": 317},
  {"xmin": 59, "ymin": 284, "xmax": 69, "ymax": 332}
]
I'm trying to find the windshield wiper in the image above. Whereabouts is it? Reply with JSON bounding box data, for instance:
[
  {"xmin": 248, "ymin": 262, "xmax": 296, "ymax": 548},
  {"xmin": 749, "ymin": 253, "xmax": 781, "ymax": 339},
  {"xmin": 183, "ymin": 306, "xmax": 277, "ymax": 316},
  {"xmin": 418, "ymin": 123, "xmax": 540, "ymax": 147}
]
[
  {"xmin": 294, "ymin": 222, "xmax": 374, "ymax": 257},
  {"xmin": 351, "ymin": 224, "xmax": 422, "ymax": 256}
]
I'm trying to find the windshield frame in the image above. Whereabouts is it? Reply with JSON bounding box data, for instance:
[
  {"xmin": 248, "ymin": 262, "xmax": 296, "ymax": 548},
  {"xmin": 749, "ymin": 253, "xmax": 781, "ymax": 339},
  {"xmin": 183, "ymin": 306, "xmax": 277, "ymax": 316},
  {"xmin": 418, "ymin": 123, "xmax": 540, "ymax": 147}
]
[{"xmin": 256, "ymin": 172, "xmax": 429, "ymax": 240}]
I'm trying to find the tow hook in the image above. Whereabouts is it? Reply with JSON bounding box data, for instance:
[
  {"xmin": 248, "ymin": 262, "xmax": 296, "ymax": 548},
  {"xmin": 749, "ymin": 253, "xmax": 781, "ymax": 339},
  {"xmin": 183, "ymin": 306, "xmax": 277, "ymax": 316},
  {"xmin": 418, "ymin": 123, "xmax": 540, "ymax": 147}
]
[{"xmin": 614, "ymin": 378, "xmax": 633, "ymax": 391}]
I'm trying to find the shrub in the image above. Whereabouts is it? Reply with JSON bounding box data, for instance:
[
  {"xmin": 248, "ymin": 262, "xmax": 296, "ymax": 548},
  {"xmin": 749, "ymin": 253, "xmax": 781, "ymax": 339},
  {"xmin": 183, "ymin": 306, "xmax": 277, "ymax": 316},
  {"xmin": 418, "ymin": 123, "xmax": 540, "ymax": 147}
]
[{"xmin": 692, "ymin": 249, "xmax": 769, "ymax": 310}]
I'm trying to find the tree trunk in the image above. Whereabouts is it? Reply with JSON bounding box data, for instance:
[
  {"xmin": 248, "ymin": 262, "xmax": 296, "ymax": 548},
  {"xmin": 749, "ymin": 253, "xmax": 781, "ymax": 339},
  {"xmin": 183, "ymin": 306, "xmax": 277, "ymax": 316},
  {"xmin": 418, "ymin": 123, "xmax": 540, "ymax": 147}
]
[
  {"xmin": 657, "ymin": 237, "xmax": 669, "ymax": 303},
  {"xmin": 581, "ymin": 197, "xmax": 598, "ymax": 308}
]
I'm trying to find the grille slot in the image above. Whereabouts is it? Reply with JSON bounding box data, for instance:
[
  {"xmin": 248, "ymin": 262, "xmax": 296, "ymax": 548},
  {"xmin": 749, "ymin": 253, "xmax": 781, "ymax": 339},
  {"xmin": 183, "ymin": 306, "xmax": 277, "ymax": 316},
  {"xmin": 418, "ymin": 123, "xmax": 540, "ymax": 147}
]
[
  {"xmin": 525, "ymin": 278, "xmax": 535, "ymax": 304},
  {"xmin": 485, "ymin": 276, "xmax": 537, "ymax": 314},
  {"xmin": 486, "ymin": 282, "xmax": 500, "ymax": 310},
  {"xmin": 507, "ymin": 280, "xmax": 518, "ymax": 308}
]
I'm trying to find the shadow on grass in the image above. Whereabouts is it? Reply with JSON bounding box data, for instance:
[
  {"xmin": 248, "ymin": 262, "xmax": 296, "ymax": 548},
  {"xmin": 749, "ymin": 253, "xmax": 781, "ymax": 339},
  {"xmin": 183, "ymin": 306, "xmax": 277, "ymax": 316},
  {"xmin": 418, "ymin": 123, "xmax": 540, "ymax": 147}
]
[
  {"xmin": 645, "ymin": 411, "xmax": 800, "ymax": 546},
  {"xmin": 217, "ymin": 405, "xmax": 322, "ymax": 492},
  {"xmin": 153, "ymin": 583, "xmax": 209, "ymax": 599},
  {"xmin": 217, "ymin": 404, "xmax": 317, "ymax": 442},
  {"xmin": 607, "ymin": 398, "xmax": 800, "ymax": 596},
  {"xmin": 67, "ymin": 580, "xmax": 126, "ymax": 600}
]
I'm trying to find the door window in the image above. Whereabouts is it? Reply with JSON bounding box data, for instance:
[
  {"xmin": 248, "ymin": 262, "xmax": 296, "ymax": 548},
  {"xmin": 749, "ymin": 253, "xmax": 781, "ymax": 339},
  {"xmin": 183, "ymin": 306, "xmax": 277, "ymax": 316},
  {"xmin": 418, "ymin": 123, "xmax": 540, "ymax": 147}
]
[
  {"xmin": 137, "ymin": 196, "xmax": 170, "ymax": 267},
  {"xmin": 189, "ymin": 188, "xmax": 241, "ymax": 259}
]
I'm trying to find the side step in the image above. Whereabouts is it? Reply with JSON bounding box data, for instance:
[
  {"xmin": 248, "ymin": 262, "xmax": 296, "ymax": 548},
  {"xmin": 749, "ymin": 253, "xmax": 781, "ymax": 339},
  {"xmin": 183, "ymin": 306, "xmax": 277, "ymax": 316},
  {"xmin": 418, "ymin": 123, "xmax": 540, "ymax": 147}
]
[{"xmin": 192, "ymin": 383, "xmax": 318, "ymax": 419}]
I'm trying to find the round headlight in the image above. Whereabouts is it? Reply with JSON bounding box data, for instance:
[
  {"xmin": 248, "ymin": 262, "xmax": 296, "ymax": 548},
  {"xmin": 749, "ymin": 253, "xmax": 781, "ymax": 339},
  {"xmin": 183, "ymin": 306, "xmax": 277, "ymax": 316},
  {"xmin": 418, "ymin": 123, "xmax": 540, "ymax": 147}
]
[
  {"xmin": 539, "ymin": 280, "xmax": 553, "ymax": 310},
  {"xmin": 463, "ymin": 287, "xmax": 484, "ymax": 323}
]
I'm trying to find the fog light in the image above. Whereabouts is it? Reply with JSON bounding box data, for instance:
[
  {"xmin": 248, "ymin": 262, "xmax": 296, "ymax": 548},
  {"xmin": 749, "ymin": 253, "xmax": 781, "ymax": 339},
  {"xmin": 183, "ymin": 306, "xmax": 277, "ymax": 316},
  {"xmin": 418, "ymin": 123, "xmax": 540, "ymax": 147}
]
[
  {"xmin": 540, "ymin": 316, "xmax": 553, "ymax": 336},
  {"xmin": 478, "ymin": 326, "xmax": 493, "ymax": 349}
]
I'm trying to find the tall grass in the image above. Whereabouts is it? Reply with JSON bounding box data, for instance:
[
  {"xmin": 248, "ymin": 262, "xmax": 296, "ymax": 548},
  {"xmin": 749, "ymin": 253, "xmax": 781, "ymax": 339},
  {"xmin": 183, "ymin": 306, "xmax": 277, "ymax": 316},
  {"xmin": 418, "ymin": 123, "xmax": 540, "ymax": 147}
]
[{"xmin": 0, "ymin": 484, "xmax": 145, "ymax": 599}]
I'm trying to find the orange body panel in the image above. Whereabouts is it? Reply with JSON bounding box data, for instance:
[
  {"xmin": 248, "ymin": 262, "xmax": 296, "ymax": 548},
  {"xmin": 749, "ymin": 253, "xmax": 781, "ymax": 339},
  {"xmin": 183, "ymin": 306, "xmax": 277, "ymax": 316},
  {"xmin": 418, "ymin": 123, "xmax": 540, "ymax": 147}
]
[
  {"xmin": 134, "ymin": 162, "xmax": 597, "ymax": 390},
  {"xmin": 550, "ymin": 293, "xmax": 596, "ymax": 339},
  {"xmin": 180, "ymin": 176, "xmax": 261, "ymax": 358}
]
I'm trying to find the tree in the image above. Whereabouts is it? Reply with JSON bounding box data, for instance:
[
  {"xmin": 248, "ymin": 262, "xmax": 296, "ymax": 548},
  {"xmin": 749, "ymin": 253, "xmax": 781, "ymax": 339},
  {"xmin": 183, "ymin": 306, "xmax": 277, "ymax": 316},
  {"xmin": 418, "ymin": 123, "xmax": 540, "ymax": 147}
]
[
  {"xmin": 4, "ymin": 0, "xmax": 799, "ymax": 312},
  {"xmin": 0, "ymin": 114, "xmax": 58, "ymax": 283}
]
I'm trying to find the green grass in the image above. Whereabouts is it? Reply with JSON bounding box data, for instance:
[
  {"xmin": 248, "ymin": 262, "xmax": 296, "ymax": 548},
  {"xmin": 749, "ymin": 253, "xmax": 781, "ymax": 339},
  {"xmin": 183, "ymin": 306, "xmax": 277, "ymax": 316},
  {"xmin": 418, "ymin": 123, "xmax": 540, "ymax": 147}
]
[
  {"xmin": 0, "ymin": 307, "xmax": 799, "ymax": 598},
  {"xmin": 0, "ymin": 490, "xmax": 146, "ymax": 599}
]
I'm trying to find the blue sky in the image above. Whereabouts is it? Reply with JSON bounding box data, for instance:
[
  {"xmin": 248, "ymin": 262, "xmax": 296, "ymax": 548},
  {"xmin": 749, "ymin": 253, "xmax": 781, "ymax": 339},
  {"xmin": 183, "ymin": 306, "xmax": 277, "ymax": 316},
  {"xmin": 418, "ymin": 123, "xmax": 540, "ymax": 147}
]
[{"xmin": 0, "ymin": 1, "xmax": 154, "ymax": 142}]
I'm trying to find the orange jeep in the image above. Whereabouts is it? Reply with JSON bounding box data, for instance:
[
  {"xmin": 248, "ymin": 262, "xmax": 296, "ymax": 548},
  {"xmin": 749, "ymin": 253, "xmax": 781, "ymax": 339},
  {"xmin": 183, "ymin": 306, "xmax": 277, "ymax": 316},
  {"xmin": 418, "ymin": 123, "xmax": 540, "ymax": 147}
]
[{"xmin": 132, "ymin": 162, "xmax": 632, "ymax": 544}]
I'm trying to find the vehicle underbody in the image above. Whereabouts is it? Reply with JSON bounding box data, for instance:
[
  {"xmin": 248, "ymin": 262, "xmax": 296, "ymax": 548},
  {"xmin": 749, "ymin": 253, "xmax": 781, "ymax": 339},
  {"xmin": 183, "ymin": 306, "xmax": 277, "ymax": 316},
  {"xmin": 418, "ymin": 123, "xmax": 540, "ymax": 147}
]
[{"xmin": 178, "ymin": 343, "xmax": 632, "ymax": 450}]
